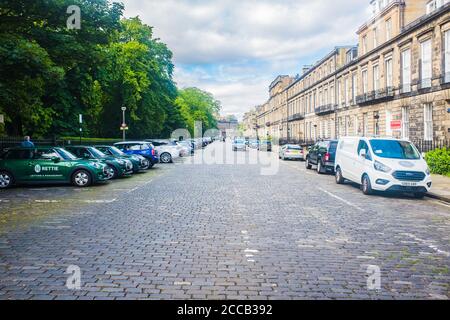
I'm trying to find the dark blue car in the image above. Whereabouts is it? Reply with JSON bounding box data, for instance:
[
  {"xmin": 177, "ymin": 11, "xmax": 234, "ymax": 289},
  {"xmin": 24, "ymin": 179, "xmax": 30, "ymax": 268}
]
[{"xmin": 114, "ymin": 141, "xmax": 159, "ymax": 168}]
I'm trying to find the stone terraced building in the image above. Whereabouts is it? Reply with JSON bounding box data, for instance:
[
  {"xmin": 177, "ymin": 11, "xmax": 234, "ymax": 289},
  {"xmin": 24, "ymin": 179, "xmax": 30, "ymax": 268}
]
[{"xmin": 245, "ymin": 0, "xmax": 450, "ymax": 150}]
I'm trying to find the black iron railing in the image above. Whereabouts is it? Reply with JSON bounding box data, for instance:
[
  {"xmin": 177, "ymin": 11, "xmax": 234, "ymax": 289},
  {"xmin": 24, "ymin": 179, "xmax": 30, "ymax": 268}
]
[{"xmin": 314, "ymin": 104, "xmax": 336, "ymax": 115}]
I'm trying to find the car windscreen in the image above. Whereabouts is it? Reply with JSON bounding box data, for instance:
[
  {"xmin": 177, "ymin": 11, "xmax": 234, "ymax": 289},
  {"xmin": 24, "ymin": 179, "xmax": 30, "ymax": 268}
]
[
  {"xmin": 234, "ymin": 140, "xmax": 245, "ymax": 143},
  {"xmin": 287, "ymin": 145, "xmax": 301, "ymax": 150},
  {"xmin": 89, "ymin": 147, "xmax": 107, "ymax": 158},
  {"xmin": 369, "ymin": 140, "xmax": 420, "ymax": 160},
  {"xmin": 56, "ymin": 148, "xmax": 78, "ymax": 160},
  {"xmin": 108, "ymin": 146, "xmax": 125, "ymax": 156}
]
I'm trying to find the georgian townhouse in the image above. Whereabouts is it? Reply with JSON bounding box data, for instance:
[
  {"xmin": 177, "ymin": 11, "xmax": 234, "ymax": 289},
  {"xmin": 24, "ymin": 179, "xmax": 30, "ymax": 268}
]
[{"xmin": 247, "ymin": 0, "xmax": 450, "ymax": 147}]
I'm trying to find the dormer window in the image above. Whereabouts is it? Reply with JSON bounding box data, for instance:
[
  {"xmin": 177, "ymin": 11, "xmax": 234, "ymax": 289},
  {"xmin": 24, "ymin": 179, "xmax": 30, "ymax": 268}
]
[{"xmin": 427, "ymin": 0, "xmax": 449, "ymax": 14}]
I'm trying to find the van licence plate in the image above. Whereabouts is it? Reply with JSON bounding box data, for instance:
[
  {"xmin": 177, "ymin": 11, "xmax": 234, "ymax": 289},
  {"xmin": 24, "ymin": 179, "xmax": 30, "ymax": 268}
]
[{"xmin": 401, "ymin": 182, "xmax": 418, "ymax": 187}]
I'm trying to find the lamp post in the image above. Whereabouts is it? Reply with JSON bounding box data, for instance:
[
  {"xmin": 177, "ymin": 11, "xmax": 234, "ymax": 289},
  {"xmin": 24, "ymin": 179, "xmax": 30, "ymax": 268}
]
[
  {"xmin": 79, "ymin": 114, "xmax": 83, "ymax": 144},
  {"xmin": 121, "ymin": 107, "xmax": 127, "ymax": 141}
]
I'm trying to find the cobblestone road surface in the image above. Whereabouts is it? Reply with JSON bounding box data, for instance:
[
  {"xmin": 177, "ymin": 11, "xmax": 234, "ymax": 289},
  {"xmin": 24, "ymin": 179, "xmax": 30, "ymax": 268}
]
[{"xmin": 0, "ymin": 142, "xmax": 449, "ymax": 299}]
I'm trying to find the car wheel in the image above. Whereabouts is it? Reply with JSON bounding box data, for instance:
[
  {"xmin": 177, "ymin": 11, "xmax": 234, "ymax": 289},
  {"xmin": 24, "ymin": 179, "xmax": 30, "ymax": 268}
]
[
  {"xmin": 335, "ymin": 167, "xmax": 344, "ymax": 184},
  {"xmin": 72, "ymin": 170, "xmax": 92, "ymax": 188},
  {"xmin": 105, "ymin": 165, "xmax": 116, "ymax": 180},
  {"xmin": 0, "ymin": 171, "xmax": 14, "ymax": 189},
  {"xmin": 305, "ymin": 158, "xmax": 312, "ymax": 169},
  {"xmin": 413, "ymin": 192, "xmax": 425, "ymax": 199},
  {"xmin": 317, "ymin": 160, "xmax": 324, "ymax": 174},
  {"xmin": 362, "ymin": 174, "xmax": 373, "ymax": 195},
  {"xmin": 160, "ymin": 152, "xmax": 172, "ymax": 163}
]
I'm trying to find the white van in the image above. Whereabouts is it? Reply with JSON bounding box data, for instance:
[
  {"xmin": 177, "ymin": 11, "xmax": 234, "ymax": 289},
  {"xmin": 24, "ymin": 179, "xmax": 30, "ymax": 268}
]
[{"xmin": 334, "ymin": 137, "xmax": 432, "ymax": 198}]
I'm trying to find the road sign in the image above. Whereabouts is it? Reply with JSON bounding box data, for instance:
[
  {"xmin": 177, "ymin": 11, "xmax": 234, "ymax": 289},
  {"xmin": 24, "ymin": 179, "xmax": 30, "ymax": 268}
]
[
  {"xmin": 120, "ymin": 127, "xmax": 129, "ymax": 131},
  {"xmin": 121, "ymin": 107, "xmax": 127, "ymax": 111},
  {"xmin": 79, "ymin": 114, "xmax": 83, "ymax": 124}
]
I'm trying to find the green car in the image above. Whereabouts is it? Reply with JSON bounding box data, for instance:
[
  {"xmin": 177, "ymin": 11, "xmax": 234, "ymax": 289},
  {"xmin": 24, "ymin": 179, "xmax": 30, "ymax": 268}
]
[
  {"xmin": 95, "ymin": 145, "xmax": 150, "ymax": 173},
  {"xmin": 65, "ymin": 146, "xmax": 133, "ymax": 180},
  {"xmin": 0, "ymin": 147, "xmax": 109, "ymax": 189}
]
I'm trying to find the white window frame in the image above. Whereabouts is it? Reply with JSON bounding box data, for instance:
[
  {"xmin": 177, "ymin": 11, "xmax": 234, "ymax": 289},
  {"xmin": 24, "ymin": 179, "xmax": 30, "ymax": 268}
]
[
  {"xmin": 362, "ymin": 69, "xmax": 368, "ymax": 94},
  {"xmin": 424, "ymin": 103, "xmax": 433, "ymax": 141},
  {"xmin": 373, "ymin": 64, "xmax": 380, "ymax": 91},
  {"xmin": 385, "ymin": 58, "xmax": 393, "ymax": 88},
  {"xmin": 420, "ymin": 39, "xmax": 432, "ymax": 88},
  {"xmin": 352, "ymin": 73, "xmax": 357, "ymax": 103},
  {"xmin": 445, "ymin": 30, "xmax": 450, "ymax": 82},
  {"xmin": 401, "ymin": 106, "xmax": 409, "ymax": 140},
  {"xmin": 385, "ymin": 18, "xmax": 392, "ymax": 41},
  {"xmin": 401, "ymin": 49, "xmax": 411, "ymax": 93}
]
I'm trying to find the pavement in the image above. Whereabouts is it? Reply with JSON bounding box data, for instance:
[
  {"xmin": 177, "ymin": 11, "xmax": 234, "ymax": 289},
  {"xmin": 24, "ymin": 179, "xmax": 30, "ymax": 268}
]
[
  {"xmin": 0, "ymin": 141, "xmax": 449, "ymax": 300},
  {"xmin": 427, "ymin": 174, "xmax": 450, "ymax": 203}
]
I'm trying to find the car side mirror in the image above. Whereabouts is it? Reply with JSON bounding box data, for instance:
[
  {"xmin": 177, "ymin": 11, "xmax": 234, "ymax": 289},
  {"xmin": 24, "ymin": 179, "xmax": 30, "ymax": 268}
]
[
  {"xmin": 51, "ymin": 156, "xmax": 60, "ymax": 163},
  {"xmin": 82, "ymin": 153, "xmax": 90, "ymax": 159},
  {"xmin": 359, "ymin": 149, "xmax": 367, "ymax": 159}
]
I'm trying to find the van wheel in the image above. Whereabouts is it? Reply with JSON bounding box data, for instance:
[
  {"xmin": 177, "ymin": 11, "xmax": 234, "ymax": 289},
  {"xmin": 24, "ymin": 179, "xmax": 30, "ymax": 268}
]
[
  {"xmin": 335, "ymin": 167, "xmax": 344, "ymax": 184},
  {"xmin": 305, "ymin": 158, "xmax": 312, "ymax": 169},
  {"xmin": 362, "ymin": 175, "xmax": 373, "ymax": 195},
  {"xmin": 0, "ymin": 171, "xmax": 14, "ymax": 189},
  {"xmin": 72, "ymin": 169, "xmax": 92, "ymax": 187}
]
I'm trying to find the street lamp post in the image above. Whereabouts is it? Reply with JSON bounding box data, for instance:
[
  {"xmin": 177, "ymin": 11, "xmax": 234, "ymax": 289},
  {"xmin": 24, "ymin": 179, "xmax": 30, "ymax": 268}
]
[{"xmin": 121, "ymin": 107, "xmax": 127, "ymax": 141}]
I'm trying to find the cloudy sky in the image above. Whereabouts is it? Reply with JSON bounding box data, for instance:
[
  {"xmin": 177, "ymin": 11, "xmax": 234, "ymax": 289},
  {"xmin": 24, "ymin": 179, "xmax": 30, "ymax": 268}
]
[{"xmin": 121, "ymin": 0, "xmax": 371, "ymax": 119}]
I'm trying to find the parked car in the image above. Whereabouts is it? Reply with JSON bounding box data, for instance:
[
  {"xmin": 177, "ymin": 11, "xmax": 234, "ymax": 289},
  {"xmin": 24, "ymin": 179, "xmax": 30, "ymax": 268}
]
[
  {"xmin": 258, "ymin": 140, "xmax": 272, "ymax": 152},
  {"xmin": 305, "ymin": 140, "xmax": 338, "ymax": 173},
  {"xmin": 95, "ymin": 145, "xmax": 150, "ymax": 172},
  {"xmin": 279, "ymin": 144, "xmax": 304, "ymax": 161},
  {"xmin": 177, "ymin": 140, "xmax": 194, "ymax": 155},
  {"xmin": 146, "ymin": 139, "xmax": 180, "ymax": 163},
  {"xmin": 114, "ymin": 141, "xmax": 159, "ymax": 168},
  {"xmin": 248, "ymin": 139, "xmax": 259, "ymax": 149},
  {"xmin": 334, "ymin": 137, "xmax": 432, "ymax": 198},
  {"xmin": 65, "ymin": 146, "xmax": 133, "ymax": 180},
  {"xmin": 232, "ymin": 138, "xmax": 247, "ymax": 151},
  {"xmin": 0, "ymin": 147, "xmax": 109, "ymax": 188}
]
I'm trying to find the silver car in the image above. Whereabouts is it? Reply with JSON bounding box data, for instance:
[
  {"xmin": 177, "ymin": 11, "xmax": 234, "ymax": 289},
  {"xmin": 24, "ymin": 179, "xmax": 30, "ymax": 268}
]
[
  {"xmin": 232, "ymin": 138, "xmax": 247, "ymax": 151},
  {"xmin": 279, "ymin": 144, "xmax": 304, "ymax": 160}
]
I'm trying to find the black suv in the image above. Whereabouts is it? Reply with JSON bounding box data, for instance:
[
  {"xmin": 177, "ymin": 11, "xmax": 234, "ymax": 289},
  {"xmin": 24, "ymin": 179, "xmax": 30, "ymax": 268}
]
[{"xmin": 305, "ymin": 140, "xmax": 338, "ymax": 174}]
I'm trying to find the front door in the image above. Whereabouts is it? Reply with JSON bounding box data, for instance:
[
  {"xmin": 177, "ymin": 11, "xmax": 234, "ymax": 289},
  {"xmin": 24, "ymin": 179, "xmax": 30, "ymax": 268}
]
[{"xmin": 28, "ymin": 149, "xmax": 69, "ymax": 182}]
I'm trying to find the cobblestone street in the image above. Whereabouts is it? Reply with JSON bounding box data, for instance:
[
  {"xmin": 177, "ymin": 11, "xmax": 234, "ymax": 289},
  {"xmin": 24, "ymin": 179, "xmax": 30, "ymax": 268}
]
[{"xmin": 0, "ymin": 142, "xmax": 449, "ymax": 300}]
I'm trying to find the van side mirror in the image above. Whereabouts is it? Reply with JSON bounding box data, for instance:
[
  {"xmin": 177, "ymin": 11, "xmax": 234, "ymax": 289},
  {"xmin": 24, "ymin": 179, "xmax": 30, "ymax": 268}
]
[{"xmin": 359, "ymin": 149, "xmax": 367, "ymax": 159}]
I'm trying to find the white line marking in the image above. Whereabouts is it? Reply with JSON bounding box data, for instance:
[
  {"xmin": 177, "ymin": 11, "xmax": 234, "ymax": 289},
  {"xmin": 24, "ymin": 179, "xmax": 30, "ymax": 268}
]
[
  {"xmin": 317, "ymin": 187, "xmax": 364, "ymax": 212},
  {"xmin": 34, "ymin": 200, "xmax": 61, "ymax": 203},
  {"xmin": 401, "ymin": 233, "xmax": 450, "ymax": 257},
  {"xmin": 0, "ymin": 199, "xmax": 10, "ymax": 203},
  {"xmin": 82, "ymin": 199, "xmax": 116, "ymax": 204}
]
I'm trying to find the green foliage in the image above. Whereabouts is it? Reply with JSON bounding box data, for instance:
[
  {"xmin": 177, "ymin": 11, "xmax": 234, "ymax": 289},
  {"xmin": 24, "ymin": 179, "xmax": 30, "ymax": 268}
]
[
  {"xmin": 0, "ymin": 1, "xmax": 220, "ymax": 139},
  {"xmin": 425, "ymin": 148, "xmax": 450, "ymax": 176},
  {"xmin": 175, "ymin": 87, "xmax": 221, "ymax": 135}
]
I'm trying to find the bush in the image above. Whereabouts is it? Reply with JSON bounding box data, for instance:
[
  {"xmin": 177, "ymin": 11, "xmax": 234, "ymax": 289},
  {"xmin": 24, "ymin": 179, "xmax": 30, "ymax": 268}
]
[{"xmin": 425, "ymin": 147, "xmax": 450, "ymax": 176}]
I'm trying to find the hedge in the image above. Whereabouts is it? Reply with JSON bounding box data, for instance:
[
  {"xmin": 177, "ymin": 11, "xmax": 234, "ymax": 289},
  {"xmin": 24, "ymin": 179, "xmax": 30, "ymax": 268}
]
[{"xmin": 425, "ymin": 147, "xmax": 450, "ymax": 177}]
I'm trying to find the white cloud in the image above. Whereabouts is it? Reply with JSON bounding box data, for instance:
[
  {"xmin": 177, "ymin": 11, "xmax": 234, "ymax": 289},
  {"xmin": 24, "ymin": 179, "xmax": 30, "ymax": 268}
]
[{"xmin": 120, "ymin": 0, "xmax": 370, "ymax": 119}]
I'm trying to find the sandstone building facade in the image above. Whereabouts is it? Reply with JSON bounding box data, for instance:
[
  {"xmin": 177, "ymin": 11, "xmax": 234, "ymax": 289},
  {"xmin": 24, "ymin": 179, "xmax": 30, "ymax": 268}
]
[{"xmin": 245, "ymin": 0, "xmax": 450, "ymax": 149}]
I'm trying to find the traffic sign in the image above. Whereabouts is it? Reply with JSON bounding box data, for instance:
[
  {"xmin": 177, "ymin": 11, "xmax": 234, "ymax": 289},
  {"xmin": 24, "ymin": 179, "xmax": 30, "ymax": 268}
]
[
  {"xmin": 121, "ymin": 107, "xmax": 127, "ymax": 111},
  {"xmin": 79, "ymin": 114, "xmax": 83, "ymax": 124},
  {"xmin": 120, "ymin": 126, "xmax": 129, "ymax": 131}
]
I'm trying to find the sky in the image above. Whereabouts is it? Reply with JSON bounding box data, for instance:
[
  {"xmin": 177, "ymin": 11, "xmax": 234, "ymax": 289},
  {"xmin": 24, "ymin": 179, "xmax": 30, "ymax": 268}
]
[{"xmin": 121, "ymin": 0, "xmax": 372, "ymax": 120}]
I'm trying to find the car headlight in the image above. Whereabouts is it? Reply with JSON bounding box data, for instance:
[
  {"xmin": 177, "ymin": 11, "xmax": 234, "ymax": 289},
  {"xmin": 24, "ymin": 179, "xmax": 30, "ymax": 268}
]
[
  {"xmin": 117, "ymin": 159, "xmax": 125, "ymax": 165},
  {"xmin": 373, "ymin": 160, "xmax": 391, "ymax": 173},
  {"xmin": 91, "ymin": 162, "xmax": 102, "ymax": 169},
  {"xmin": 426, "ymin": 167, "xmax": 430, "ymax": 175}
]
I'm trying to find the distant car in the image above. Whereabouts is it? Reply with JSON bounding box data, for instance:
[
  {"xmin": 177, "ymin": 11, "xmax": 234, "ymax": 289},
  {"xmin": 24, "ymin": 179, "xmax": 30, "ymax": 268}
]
[
  {"xmin": 248, "ymin": 139, "xmax": 259, "ymax": 149},
  {"xmin": 65, "ymin": 146, "xmax": 133, "ymax": 180},
  {"xmin": 95, "ymin": 145, "xmax": 150, "ymax": 173},
  {"xmin": 334, "ymin": 137, "xmax": 432, "ymax": 198},
  {"xmin": 259, "ymin": 140, "xmax": 272, "ymax": 152},
  {"xmin": 177, "ymin": 140, "xmax": 194, "ymax": 155},
  {"xmin": 305, "ymin": 140, "xmax": 338, "ymax": 174},
  {"xmin": 279, "ymin": 144, "xmax": 304, "ymax": 161},
  {"xmin": 0, "ymin": 147, "xmax": 109, "ymax": 188},
  {"xmin": 232, "ymin": 138, "xmax": 247, "ymax": 151},
  {"xmin": 146, "ymin": 139, "xmax": 180, "ymax": 163},
  {"xmin": 114, "ymin": 141, "xmax": 159, "ymax": 168}
]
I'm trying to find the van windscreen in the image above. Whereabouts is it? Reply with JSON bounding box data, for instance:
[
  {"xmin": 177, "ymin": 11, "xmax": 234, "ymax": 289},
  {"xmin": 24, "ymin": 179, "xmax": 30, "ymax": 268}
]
[{"xmin": 369, "ymin": 140, "xmax": 420, "ymax": 160}]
